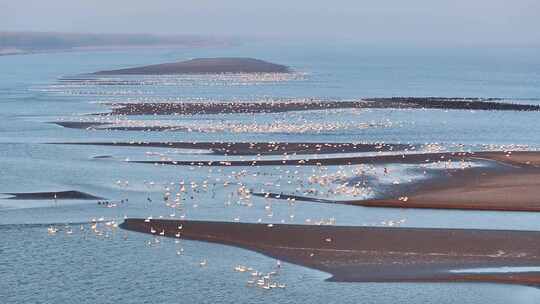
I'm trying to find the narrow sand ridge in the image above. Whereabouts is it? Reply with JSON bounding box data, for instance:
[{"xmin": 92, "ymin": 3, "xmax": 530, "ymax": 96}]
[
  {"xmin": 50, "ymin": 121, "xmax": 187, "ymax": 131},
  {"xmin": 93, "ymin": 57, "xmax": 290, "ymax": 75},
  {"xmin": 128, "ymin": 151, "xmax": 540, "ymax": 167},
  {"xmin": 3, "ymin": 190, "xmax": 103, "ymax": 200},
  {"xmin": 50, "ymin": 141, "xmax": 414, "ymax": 156},
  {"xmin": 126, "ymin": 151, "xmax": 494, "ymax": 166},
  {"xmin": 52, "ymin": 121, "xmax": 109, "ymax": 129},
  {"xmin": 103, "ymin": 98, "xmax": 540, "ymax": 115},
  {"xmin": 121, "ymin": 219, "xmax": 540, "ymax": 287}
]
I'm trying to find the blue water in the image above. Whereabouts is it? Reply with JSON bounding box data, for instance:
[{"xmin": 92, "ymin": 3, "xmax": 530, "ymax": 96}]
[{"xmin": 1, "ymin": 42, "xmax": 540, "ymax": 303}]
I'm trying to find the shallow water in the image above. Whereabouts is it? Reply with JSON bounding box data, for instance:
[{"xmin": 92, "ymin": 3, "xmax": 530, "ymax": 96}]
[{"xmin": 1, "ymin": 43, "xmax": 540, "ymax": 303}]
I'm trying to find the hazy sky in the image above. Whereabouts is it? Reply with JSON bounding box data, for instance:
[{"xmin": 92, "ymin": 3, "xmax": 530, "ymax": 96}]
[{"xmin": 1, "ymin": 0, "xmax": 539, "ymax": 46}]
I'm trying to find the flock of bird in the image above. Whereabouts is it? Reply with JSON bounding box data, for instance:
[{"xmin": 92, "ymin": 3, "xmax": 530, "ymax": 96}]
[
  {"xmin": 43, "ymin": 132, "xmax": 521, "ymax": 291},
  {"xmin": 45, "ymin": 145, "xmax": 434, "ymax": 290},
  {"xmin": 40, "ymin": 71, "xmax": 538, "ymax": 293}
]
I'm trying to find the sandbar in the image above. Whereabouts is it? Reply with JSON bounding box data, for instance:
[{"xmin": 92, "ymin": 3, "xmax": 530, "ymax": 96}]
[
  {"xmin": 121, "ymin": 219, "xmax": 540, "ymax": 287},
  {"xmin": 104, "ymin": 98, "xmax": 540, "ymax": 115}
]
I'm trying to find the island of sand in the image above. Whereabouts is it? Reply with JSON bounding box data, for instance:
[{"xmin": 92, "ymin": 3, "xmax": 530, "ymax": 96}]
[{"xmin": 93, "ymin": 57, "xmax": 291, "ymax": 75}]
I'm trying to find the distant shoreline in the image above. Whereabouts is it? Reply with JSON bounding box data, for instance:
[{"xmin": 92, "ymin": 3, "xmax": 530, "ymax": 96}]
[
  {"xmin": 0, "ymin": 31, "xmax": 234, "ymax": 57},
  {"xmin": 0, "ymin": 44, "xmax": 231, "ymax": 57}
]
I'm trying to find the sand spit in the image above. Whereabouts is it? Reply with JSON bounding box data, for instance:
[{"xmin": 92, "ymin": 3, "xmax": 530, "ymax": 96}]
[
  {"xmin": 51, "ymin": 121, "xmax": 110, "ymax": 129},
  {"xmin": 121, "ymin": 219, "xmax": 540, "ymax": 287},
  {"xmin": 50, "ymin": 121, "xmax": 188, "ymax": 131},
  {"xmin": 50, "ymin": 141, "xmax": 413, "ymax": 156},
  {"xmin": 3, "ymin": 190, "xmax": 103, "ymax": 200},
  {"xmin": 126, "ymin": 150, "xmax": 503, "ymax": 166},
  {"xmin": 128, "ymin": 151, "xmax": 540, "ymax": 167}
]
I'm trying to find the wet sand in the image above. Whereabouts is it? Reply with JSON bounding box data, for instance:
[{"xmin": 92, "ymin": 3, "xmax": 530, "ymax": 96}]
[
  {"xmin": 51, "ymin": 141, "xmax": 413, "ymax": 156},
  {"xmin": 93, "ymin": 57, "xmax": 290, "ymax": 75},
  {"xmin": 3, "ymin": 190, "xmax": 102, "ymax": 200},
  {"xmin": 362, "ymin": 170, "xmax": 540, "ymax": 212},
  {"xmin": 121, "ymin": 219, "xmax": 540, "ymax": 287},
  {"xmin": 351, "ymin": 151, "xmax": 540, "ymax": 212},
  {"xmin": 104, "ymin": 98, "xmax": 540, "ymax": 115}
]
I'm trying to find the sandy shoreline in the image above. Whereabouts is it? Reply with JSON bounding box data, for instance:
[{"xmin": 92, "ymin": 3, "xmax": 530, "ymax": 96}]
[{"xmin": 121, "ymin": 219, "xmax": 540, "ymax": 287}]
